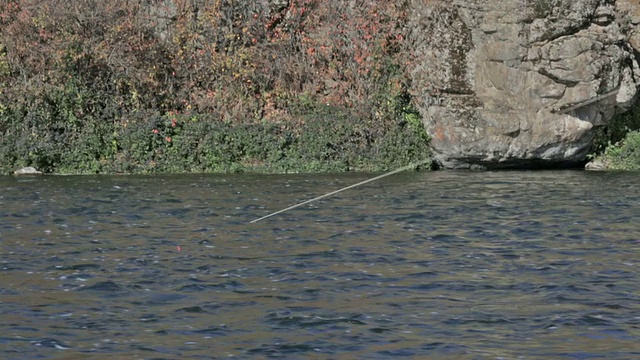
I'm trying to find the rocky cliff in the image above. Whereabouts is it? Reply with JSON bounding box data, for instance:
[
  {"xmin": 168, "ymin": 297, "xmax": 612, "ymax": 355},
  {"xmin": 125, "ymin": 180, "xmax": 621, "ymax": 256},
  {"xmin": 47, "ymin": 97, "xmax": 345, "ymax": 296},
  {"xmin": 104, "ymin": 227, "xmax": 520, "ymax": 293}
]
[{"xmin": 409, "ymin": 0, "xmax": 640, "ymax": 169}]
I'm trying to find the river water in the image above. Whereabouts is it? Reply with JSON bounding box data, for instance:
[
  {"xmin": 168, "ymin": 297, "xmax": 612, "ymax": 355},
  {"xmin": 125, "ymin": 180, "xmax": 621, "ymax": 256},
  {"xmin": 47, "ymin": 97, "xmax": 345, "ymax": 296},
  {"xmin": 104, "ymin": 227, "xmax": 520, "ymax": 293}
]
[{"xmin": 1, "ymin": 171, "xmax": 639, "ymax": 359}]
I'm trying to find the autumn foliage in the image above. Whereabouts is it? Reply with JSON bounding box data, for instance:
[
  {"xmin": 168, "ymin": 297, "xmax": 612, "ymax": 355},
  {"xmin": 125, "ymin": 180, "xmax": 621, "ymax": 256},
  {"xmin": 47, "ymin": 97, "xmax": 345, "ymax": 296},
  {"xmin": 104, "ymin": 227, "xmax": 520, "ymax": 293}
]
[{"xmin": 0, "ymin": 0, "xmax": 429, "ymax": 174}]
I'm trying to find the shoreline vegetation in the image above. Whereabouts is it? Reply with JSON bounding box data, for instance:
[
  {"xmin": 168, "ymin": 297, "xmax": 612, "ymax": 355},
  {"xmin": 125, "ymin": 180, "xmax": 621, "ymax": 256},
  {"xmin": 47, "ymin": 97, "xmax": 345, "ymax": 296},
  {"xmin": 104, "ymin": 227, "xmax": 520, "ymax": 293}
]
[
  {"xmin": 0, "ymin": 1, "xmax": 638, "ymax": 174},
  {"xmin": 590, "ymin": 100, "xmax": 640, "ymax": 171},
  {"xmin": 0, "ymin": 0, "xmax": 431, "ymax": 175}
]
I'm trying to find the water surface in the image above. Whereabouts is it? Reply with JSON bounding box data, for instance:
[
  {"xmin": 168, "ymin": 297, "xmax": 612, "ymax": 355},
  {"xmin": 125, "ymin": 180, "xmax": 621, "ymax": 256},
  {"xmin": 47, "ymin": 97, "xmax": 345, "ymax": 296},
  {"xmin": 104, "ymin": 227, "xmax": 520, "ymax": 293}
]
[{"xmin": 1, "ymin": 171, "xmax": 639, "ymax": 359}]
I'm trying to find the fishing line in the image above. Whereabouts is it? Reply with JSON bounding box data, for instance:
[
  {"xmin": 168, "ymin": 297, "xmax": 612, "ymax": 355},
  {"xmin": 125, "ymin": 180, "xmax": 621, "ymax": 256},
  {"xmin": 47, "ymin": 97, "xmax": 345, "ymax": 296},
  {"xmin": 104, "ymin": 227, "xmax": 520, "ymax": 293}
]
[{"xmin": 249, "ymin": 159, "xmax": 430, "ymax": 223}]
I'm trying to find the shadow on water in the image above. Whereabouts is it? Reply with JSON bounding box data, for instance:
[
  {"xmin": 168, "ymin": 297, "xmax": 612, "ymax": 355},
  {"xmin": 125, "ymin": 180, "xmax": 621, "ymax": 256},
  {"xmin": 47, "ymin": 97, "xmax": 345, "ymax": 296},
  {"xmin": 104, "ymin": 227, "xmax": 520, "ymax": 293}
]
[{"xmin": 1, "ymin": 171, "xmax": 639, "ymax": 358}]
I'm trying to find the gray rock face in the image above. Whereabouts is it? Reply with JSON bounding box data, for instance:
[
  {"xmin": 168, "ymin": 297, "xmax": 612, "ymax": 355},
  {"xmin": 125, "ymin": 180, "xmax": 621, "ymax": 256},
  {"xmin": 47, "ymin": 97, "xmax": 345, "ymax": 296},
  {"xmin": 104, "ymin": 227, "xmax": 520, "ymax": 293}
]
[
  {"xmin": 408, "ymin": 0, "xmax": 640, "ymax": 169},
  {"xmin": 584, "ymin": 158, "xmax": 611, "ymax": 170}
]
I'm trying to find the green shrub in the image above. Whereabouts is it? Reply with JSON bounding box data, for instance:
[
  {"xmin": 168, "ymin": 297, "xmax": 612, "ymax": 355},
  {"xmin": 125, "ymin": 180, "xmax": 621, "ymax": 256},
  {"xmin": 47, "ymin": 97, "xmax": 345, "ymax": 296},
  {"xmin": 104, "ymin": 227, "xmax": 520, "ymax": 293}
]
[
  {"xmin": 592, "ymin": 100, "xmax": 640, "ymax": 155},
  {"xmin": 0, "ymin": 0, "xmax": 431, "ymax": 175},
  {"xmin": 589, "ymin": 97, "xmax": 640, "ymax": 170},
  {"xmin": 597, "ymin": 130, "xmax": 640, "ymax": 170}
]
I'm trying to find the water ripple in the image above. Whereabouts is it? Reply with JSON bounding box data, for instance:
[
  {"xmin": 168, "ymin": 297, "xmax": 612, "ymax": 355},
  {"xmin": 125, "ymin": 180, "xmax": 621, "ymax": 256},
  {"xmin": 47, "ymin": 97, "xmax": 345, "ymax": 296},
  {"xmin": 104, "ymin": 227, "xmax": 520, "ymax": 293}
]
[{"xmin": 1, "ymin": 171, "xmax": 639, "ymax": 358}]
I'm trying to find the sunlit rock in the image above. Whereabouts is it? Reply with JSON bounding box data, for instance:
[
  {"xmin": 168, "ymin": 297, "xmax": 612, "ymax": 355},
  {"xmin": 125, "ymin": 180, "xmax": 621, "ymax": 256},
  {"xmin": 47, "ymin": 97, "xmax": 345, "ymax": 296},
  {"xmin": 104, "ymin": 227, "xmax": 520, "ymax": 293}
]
[
  {"xmin": 408, "ymin": 0, "xmax": 640, "ymax": 169},
  {"xmin": 13, "ymin": 167, "xmax": 42, "ymax": 175}
]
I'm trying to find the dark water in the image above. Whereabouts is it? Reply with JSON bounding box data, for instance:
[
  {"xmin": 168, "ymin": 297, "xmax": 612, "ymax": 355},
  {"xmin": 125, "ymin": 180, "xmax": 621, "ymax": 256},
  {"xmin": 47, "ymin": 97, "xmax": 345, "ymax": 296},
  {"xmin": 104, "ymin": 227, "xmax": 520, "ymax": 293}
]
[{"xmin": 1, "ymin": 171, "xmax": 639, "ymax": 359}]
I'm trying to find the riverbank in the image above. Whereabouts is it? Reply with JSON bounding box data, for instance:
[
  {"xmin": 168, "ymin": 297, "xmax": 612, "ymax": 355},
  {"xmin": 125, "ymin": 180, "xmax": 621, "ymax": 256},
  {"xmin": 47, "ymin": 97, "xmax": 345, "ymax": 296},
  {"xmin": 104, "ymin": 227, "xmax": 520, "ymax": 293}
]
[
  {"xmin": 1, "ymin": 1, "xmax": 639, "ymax": 174},
  {"xmin": 0, "ymin": 105, "xmax": 431, "ymax": 175},
  {"xmin": 0, "ymin": 1, "xmax": 432, "ymax": 175}
]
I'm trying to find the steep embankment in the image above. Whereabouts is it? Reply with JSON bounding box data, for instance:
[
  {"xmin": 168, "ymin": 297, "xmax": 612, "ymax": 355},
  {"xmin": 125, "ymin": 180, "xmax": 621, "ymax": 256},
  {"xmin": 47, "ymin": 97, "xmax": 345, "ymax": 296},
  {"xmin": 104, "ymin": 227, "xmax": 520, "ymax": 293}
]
[
  {"xmin": 1, "ymin": 0, "xmax": 639, "ymax": 174},
  {"xmin": 0, "ymin": 1, "xmax": 429, "ymax": 174}
]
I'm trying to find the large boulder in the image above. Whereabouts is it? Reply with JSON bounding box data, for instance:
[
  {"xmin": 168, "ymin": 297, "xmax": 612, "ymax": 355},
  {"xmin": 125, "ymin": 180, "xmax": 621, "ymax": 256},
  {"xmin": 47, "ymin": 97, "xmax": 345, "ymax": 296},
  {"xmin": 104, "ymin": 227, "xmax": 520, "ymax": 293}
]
[{"xmin": 408, "ymin": 0, "xmax": 640, "ymax": 169}]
